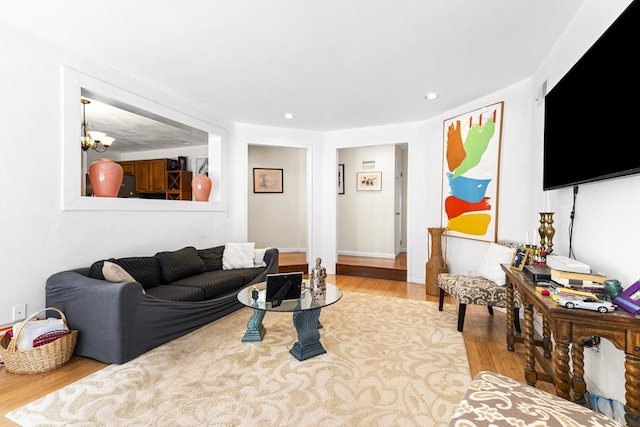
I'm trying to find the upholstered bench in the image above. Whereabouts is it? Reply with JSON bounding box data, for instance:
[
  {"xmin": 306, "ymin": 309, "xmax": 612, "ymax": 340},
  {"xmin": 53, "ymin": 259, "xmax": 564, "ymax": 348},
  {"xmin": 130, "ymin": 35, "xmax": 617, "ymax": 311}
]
[
  {"xmin": 438, "ymin": 273, "xmax": 522, "ymax": 332},
  {"xmin": 448, "ymin": 371, "xmax": 625, "ymax": 426},
  {"xmin": 437, "ymin": 242, "xmax": 523, "ymax": 332}
]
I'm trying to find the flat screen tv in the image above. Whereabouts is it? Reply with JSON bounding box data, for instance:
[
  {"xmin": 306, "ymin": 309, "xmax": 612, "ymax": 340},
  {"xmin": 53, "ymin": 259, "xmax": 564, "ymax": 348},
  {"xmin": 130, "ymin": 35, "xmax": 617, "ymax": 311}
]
[{"xmin": 543, "ymin": 0, "xmax": 640, "ymax": 190}]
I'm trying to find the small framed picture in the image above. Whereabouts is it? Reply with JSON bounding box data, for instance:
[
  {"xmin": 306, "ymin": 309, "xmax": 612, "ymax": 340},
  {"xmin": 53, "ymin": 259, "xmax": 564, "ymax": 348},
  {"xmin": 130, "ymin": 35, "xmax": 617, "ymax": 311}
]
[
  {"xmin": 613, "ymin": 280, "xmax": 640, "ymax": 314},
  {"xmin": 338, "ymin": 164, "xmax": 345, "ymax": 195},
  {"xmin": 253, "ymin": 168, "xmax": 283, "ymax": 193},
  {"xmin": 510, "ymin": 247, "xmax": 529, "ymax": 271},
  {"xmin": 356, "ymin": 171, "xmax": 382, "ymax": 191}
]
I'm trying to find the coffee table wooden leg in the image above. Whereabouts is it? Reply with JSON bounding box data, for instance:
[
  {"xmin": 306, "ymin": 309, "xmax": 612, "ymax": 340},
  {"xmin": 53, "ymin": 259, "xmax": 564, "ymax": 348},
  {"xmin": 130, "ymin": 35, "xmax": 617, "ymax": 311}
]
[
  {"xmin": 290, "ymin": 308, "xmax": 326, "ymax": 361},
  {"xmin": 242, "ymin": 307, "xmax": 266, "ymax": 342}
]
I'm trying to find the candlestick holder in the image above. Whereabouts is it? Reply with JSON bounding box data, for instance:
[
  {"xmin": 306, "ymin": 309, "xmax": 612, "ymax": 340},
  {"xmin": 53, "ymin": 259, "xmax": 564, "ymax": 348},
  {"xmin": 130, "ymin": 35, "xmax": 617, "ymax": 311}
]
[{"xmin": 538, "ymin": 212, "xmax": 555, "ymax": 254}]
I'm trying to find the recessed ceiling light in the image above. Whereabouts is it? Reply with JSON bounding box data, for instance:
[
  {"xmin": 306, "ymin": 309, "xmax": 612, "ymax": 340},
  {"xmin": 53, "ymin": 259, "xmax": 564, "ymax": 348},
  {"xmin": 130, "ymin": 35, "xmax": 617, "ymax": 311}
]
[
  {"xmin": 283, "ymin": 113, "xmax": 295, "ymax": 120},
  {"xmin": 182, "ymin": 141, "xmax": 191, "ymax": 145},
  {"xmin": 425, "ymin": 93, "xmax": 439, "ymax": 100}
]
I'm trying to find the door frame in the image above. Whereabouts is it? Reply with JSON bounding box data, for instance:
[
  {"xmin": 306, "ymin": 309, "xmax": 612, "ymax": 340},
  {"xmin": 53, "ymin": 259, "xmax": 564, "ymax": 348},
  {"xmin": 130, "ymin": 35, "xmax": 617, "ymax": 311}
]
[{"xmin": 395, "ymin": 156, "xmax": 403, "ymax": 255}]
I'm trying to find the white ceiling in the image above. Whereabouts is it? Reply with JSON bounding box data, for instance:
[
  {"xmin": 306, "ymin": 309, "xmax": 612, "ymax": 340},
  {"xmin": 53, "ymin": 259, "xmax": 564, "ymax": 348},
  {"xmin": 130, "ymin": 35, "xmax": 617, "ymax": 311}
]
[
  {"xmin": 80, "ymin": 95, "xmax": 209, "ymax": 153},
  {"xmin": 1, "ymin": 0, "xmax": 586, "ymax": 149}
]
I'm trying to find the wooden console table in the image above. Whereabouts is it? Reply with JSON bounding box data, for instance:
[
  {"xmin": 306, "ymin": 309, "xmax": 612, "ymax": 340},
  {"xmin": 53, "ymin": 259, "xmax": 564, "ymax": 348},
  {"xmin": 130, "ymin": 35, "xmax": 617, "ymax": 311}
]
[{"xmin": 502, "ymin": 264, "xmax": 640, "ymax": 426}]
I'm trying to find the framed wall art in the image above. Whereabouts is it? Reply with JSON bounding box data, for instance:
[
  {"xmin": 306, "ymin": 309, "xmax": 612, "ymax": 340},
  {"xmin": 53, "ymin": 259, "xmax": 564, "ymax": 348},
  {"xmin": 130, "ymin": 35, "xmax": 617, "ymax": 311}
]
[
  {"xmin": 356, "ymin": 171, "xmax": 381, "ymax": 191},
  {"xmin": 253, "ymin": 168, "xmax": 283, "ymax": 193},
  {"xmin": 196, "ymin": 158, "xmax": 209, "ymax": 176},
  {"xmin": 338, "ymin": 164, "xmax": 345, "ymax": 194},
  {"xmin": 441, "ymin": 101, "xmax": 504, "ymax": 242}
]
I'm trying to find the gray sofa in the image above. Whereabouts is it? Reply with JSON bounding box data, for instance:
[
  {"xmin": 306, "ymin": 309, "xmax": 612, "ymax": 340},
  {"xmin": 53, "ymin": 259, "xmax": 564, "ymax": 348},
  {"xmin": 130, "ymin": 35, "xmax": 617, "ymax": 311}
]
[{"xmin": 46, "ymin": 245, "xmax": 279, "ymax": 364}]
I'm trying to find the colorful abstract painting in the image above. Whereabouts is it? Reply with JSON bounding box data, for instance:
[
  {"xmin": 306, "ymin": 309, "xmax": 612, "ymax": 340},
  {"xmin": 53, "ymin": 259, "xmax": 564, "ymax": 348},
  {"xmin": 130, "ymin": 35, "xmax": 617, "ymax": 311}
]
[{"xmin": 441, "ymin": 101, "xmax": 504, "ymax": 242}]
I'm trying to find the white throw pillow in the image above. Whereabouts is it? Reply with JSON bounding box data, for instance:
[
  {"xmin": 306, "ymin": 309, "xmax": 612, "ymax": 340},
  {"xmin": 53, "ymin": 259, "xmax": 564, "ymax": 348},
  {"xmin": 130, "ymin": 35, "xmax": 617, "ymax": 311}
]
[
  {"xmin": 254, "ymin": 247, "xmax": 270, "ymax": 267},
  {"xmin": 223, "ymin": 242, "xmax": 256, "ymax": 269},
  {"xmin": 478, "ymin": 243, "xmax": 516, "ymax": 286}
]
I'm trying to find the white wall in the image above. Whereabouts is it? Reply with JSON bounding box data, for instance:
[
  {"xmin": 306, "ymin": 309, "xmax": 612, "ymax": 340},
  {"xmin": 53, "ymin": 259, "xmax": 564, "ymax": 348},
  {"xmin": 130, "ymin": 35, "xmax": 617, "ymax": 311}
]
[
  {"xmin": 0, "ymin": 24, "xmax": 234, "ymax": 327},
  {"xmin": 1, "ymin": 0, "xmax": 636, "ymax": 407},
  {"xmin": 248, "ymin": 145, "xmax": 306, "ymax": 251}
]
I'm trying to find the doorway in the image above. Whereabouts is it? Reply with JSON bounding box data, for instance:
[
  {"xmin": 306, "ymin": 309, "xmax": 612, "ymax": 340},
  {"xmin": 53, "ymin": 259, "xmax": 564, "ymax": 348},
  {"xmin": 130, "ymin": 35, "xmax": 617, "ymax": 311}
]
[
  {"xmin": 247, "ymin": 145, "xmax": 308, "ymax": 271},
  {"xmin": 336, "ymin": 143, "xmax": 408, "ymax": 280}
]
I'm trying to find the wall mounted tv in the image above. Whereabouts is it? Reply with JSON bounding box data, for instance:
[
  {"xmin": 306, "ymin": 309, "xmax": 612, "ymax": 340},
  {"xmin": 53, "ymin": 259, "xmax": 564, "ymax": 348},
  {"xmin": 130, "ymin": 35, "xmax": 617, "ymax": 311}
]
[{"xmin": 543, "ymin": 0, "xmax": 639, "ymax": 191}]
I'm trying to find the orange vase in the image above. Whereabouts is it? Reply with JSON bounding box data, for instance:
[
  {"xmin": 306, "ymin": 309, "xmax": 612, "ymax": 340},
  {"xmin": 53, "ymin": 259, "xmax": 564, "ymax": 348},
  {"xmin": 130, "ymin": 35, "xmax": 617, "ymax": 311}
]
[
  {"xmin": 192, "ymin": 174, "xmax": 212, "ymax": 201},
  {"xmin": 88, "ymin": 158, "xmax": 123, "ymax": 197}
]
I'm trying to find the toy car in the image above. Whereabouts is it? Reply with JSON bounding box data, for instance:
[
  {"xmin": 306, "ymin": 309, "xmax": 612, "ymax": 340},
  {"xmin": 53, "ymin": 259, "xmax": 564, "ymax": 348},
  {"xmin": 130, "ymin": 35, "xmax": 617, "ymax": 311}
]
[{"xmin": 555, "ymin": 295, "xmax": 616, "ymax": 313}]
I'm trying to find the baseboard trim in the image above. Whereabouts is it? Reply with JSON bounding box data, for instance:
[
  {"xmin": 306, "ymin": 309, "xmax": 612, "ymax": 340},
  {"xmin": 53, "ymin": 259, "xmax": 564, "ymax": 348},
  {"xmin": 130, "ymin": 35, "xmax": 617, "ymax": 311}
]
[
  {"xmin": 337, "ymin": 250, "xmax": 396, "ymax": 259},
  {"xmin": 336, "ymin": 263, "xmax": 407, "ymax": 281},
  {"xmin": 277, "ymin": 248, "xmax": 307, "ymax": 253}
]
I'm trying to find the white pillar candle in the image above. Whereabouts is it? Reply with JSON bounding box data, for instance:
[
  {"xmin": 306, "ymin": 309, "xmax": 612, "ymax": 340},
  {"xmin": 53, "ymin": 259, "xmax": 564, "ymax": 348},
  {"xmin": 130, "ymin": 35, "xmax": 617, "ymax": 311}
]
[{"xmin": 543, "ymin": 192, "xmax": 551, "ymax": 212}]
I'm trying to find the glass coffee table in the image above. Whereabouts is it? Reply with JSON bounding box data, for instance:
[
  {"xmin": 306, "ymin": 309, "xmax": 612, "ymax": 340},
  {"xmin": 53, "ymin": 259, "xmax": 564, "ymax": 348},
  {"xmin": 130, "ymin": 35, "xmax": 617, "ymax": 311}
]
[{"xmin": 237, "ymin": 281, "xmax": 343, "ymax": 361}]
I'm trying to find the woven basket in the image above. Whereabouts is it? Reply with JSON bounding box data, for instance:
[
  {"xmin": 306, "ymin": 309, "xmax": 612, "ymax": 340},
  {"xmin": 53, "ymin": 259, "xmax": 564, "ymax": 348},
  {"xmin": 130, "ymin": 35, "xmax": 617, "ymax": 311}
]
[{"xmin": 0, "ymin": 307, "xmax": 78, "ymax": 374}]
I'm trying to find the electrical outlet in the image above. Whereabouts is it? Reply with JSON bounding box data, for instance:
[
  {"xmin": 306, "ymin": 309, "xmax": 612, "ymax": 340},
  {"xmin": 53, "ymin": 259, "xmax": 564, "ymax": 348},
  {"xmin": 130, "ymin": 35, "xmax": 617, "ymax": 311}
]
[{"xmin": 12, "ymin": 304, "xmax": 26, "ymax": 321}]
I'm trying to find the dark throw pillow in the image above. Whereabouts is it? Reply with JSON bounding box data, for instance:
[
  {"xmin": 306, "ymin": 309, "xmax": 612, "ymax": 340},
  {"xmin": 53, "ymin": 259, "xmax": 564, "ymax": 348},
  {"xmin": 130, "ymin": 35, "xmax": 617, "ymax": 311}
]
[
  {"xmin": 155, "ymin": 246, "xmax": 207, "ymax": 283},
  {"xmin": 198, "ymin": 245, "xmax": 225, "ymax": 272},
  {"xmin": 89, "ymin": 260, "xmax": 107, "ymax": 281}
]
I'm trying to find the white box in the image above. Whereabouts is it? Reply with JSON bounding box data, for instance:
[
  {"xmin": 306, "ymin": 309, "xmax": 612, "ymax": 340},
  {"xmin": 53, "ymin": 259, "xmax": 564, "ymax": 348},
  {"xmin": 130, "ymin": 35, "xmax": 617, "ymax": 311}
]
[{"xmin": 546, "ymin": 255, "xmax": 591, "ymax": 274}]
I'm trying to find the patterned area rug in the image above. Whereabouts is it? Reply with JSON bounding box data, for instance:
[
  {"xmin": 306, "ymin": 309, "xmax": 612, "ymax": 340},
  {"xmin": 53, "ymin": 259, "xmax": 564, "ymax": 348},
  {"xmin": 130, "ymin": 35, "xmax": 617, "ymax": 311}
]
[{"xmin": 6, "ymin": 292, "xmax": 471, "ymax": 426}]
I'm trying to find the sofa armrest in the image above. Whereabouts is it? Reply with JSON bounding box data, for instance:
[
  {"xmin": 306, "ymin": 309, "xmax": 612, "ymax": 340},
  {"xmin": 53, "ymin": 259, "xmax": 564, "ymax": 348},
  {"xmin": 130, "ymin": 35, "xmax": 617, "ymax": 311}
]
[
  {"xmin": 264, "ymin": 247, "xmax": 279, "ymax": 273},
  {"xmin": 45, "ymin": 270, "xmax": 144, "ymax": 364},
  {"xmin": 245, "ymin": 247, "xmax": 279, "ymax": 286}
]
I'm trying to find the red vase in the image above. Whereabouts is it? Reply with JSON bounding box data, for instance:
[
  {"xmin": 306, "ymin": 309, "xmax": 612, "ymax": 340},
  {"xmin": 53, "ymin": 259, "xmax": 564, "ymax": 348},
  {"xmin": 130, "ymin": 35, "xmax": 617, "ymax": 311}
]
[
  {"xmin": 88, "ymin": 158, "xmax": 124, "ymax": 197},
  {"xmin": 192, "ymin": 174, "xmax": 212, "ymax": 201}
]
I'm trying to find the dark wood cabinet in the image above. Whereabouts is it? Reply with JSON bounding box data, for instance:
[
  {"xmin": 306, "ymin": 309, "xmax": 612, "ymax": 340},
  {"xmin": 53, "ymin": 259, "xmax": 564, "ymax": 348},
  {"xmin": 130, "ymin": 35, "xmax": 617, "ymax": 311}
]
[
  {"xmin": 118, "ymin": 161, "xmax": 136, "ymax": 176},
  {"xmin": 134, "ymin": 158, "xmax": 171, "ymax": 193},
  {"xmin": 117, "ymin": 159, "xmax": 193, "ymax": 199},
  {"xmin": 166, "ymin": 170, "xmax": 192, "ymax": 200}
]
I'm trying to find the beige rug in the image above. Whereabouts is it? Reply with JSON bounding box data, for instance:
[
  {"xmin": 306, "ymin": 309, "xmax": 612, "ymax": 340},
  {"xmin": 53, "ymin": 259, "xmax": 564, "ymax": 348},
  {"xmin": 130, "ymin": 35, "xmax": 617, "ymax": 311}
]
[{"xmin": 6, "ymin": 292, "xmax": 471, "ymax": 426}]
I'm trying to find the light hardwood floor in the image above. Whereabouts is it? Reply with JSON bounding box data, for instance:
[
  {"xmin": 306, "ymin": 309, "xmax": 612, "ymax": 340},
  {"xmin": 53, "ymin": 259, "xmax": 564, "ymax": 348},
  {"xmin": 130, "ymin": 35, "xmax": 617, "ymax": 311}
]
[{"xmin": 0, "ymin": 274, "xmax": 553, "ymax": 424}]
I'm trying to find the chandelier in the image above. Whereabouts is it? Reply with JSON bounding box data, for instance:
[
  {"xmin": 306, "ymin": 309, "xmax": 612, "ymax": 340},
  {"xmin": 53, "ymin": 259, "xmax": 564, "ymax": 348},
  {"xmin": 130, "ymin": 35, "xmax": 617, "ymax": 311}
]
[{"xmin": 81, "ymin": 99, "xmax": 115, "ymax": 152}]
